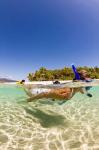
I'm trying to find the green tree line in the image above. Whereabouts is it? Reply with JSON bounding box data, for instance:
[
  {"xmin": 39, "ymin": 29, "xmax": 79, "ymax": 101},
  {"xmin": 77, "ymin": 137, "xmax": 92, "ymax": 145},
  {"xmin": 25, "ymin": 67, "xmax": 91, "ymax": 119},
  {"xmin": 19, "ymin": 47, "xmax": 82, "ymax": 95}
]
[{"xmin": 27, "ymin": 66, "xmax": 99, "ymax": 81}]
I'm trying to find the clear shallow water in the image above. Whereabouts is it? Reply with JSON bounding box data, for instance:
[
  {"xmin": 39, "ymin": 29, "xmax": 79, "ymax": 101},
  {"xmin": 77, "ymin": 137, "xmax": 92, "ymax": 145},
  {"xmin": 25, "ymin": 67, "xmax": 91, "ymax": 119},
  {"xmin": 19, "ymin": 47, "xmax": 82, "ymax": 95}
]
[{"xmin": 0, "ymin": 85, "xmax": 99, "ymax": 150}]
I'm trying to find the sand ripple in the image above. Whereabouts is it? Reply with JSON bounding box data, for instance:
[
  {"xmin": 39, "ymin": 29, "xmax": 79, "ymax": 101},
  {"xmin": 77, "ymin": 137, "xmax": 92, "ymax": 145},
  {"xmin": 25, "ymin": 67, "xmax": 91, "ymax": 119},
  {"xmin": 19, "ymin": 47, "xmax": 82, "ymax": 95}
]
[{"xmin": 0, "ymin": 86, "xmax": 99, "ymax": 149}]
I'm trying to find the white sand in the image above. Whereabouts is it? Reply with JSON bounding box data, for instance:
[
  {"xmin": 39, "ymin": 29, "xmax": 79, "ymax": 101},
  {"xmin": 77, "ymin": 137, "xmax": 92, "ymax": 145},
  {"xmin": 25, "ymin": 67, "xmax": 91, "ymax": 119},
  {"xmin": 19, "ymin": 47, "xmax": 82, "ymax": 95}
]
[{"xmin": 2, "ymin": 80, "xmax": 71, "ymax": 85}]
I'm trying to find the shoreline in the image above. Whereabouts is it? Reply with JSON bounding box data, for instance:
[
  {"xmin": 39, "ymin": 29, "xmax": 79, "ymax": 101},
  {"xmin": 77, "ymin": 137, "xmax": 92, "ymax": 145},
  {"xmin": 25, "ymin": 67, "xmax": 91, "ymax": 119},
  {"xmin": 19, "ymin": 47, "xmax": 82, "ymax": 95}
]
[
  {"xmin": 1, "ymin": 80, "xmax": 72, "ymax": 85},
  {"xmin": 1, "ymin": 79, "xmax": 99, "ymax": 88}
]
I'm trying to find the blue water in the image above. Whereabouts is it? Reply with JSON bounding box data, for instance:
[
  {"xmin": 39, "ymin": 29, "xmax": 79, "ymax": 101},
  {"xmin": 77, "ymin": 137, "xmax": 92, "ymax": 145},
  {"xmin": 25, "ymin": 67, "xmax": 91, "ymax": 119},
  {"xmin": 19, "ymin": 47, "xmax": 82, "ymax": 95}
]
[{"xmin": 0, "ymin": 85, "xmax": 99, "ymax": 150}]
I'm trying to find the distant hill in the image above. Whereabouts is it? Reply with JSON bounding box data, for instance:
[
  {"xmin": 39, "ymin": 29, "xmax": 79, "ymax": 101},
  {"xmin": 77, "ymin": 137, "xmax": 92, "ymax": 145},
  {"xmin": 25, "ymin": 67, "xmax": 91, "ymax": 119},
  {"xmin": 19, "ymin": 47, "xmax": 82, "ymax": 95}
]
[{"xmin": 0, "ymin": 78, "xmax": 17, "ymax": 83}]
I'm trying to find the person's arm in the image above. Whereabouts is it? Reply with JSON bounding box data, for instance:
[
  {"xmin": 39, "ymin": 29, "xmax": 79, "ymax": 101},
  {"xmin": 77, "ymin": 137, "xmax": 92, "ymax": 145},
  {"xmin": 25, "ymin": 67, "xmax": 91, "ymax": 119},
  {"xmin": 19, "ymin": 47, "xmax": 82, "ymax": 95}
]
[
  {"xmin": 78, "ymin": 87, "xmax": 92, "ymax": 97},
  {"xmin": 27, "ymin": 92, "xmax": 50, "ymax": 102},
  {"xmin": 23, "ymin": 86, "xmax": 33, "ymax": 97}
]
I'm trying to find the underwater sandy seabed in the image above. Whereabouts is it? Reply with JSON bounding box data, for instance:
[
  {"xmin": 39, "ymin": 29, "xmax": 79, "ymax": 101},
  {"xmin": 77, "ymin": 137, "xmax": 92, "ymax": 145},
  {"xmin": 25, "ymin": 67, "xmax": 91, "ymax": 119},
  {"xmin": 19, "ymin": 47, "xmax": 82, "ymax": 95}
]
[{"xmin": 0, "ymin": 85, "xmax": 99, "ymax": 150}]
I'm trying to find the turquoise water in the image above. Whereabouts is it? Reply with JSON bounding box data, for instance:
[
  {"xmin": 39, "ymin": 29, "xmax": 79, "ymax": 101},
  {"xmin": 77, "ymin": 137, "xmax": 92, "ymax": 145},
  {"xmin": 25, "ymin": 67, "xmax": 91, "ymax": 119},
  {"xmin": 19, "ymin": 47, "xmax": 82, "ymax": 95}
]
[{"xmin": 0, "ymin": 85, "xmax": 99, "ymax": 150}]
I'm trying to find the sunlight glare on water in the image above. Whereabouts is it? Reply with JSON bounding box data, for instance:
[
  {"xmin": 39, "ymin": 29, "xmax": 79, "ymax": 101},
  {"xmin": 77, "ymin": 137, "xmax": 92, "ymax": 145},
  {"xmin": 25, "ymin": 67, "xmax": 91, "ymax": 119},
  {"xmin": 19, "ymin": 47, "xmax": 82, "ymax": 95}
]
[{"xmin": 0, "ymin": 84, "xmax": 99, "ymax": 150}]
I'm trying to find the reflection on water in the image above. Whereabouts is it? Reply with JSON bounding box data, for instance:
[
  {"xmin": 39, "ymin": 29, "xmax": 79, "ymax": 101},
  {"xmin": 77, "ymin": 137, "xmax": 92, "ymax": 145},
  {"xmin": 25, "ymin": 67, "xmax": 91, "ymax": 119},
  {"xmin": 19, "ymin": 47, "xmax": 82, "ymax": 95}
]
[{"xmin": 0, "ymin": 85, "xmax": 99, "ymax": 149}]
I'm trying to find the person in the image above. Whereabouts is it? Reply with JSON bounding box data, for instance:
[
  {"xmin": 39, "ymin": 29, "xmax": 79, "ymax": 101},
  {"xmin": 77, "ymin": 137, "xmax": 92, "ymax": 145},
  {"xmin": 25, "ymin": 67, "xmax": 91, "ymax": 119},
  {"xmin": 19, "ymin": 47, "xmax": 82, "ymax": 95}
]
[
  {"xmin": 53, "ymin": 80, "xmax": 60, "ymax": 84},
  {"xmin": 73, "ymin": 70, "xmax": 92, "ymax": 97},
  {"xmin": 24, "ymin": 69, "xmax": 92, "ymax": 102},
  {"xmin": 17, "ymin": 80, "xmax": 25, "ymax": 85},
  {"xmin": 20, "ymin": 80, "xmax": 25, "ymax": 84},
  {"xmin": 78, "ymin": 70, "xmax": 92, "ymax": 82},
  {"xmin": 26, "ymin": 86, "xmax": 86, "ymax": 102}
]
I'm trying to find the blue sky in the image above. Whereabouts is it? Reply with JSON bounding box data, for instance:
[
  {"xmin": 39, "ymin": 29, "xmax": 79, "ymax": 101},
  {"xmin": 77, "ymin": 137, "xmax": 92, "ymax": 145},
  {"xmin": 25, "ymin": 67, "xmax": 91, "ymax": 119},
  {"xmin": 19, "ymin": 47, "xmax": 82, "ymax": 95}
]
[{"xmin": 0, "ymin": 0, "xmax": 99, "ymax": 79}]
